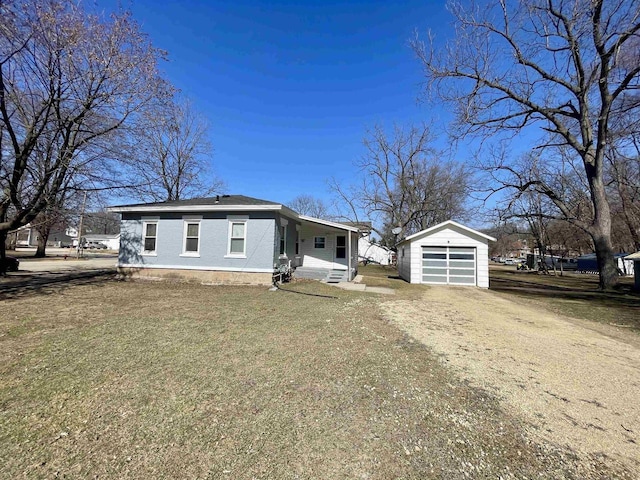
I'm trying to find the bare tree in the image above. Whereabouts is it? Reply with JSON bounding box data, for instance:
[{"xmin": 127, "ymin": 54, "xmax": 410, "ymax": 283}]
[
  {"xmin": 0, "ymin": 0, "xmax": 168, "ymax": 271},
  {"xmin": 287, "ymin": 194, "xmax": 330, "ymax": 218},
  {"xmin": 124, "ymin": 97, "xmax": 224, "ymax": 202},
  {"xmin": 330, "ymin": 123, "xmax": 471, "ymax": 242},
  {"xmin": 413, "ymin": 0, "xmax": 640, "ymax": 289}
]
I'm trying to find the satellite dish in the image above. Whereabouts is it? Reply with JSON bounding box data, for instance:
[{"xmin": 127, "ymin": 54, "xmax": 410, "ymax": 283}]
[{"xmin": 391, "ymin": 227, "xmax": 402, "ymax": 235}]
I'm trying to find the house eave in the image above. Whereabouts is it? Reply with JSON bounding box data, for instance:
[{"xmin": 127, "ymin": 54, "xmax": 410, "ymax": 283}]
[
  {"xmin": 107, "ymin": 204, "xmax": 285, "ymax": 214},
  {"xmin": 298, "ymin": 215, "xmax": 359, "ymax": 233}
]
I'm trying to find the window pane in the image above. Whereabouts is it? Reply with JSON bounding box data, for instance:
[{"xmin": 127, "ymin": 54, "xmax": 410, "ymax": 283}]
[
  {"xmin": 423, "ymin": 260, "xmax": 447, "ymax": 267},
  {"xmin": 232, "ymin": 223, "xmax": 245, "ymax": 238},
  {"xmin": 230, "ymin": 238, "xmax": 244, "ymax": 253},
  {"xmin": 422, "ymin": 268, "xmax": 448, "ymax": 275},
  {"xmin": 336, "ymin": 247, "xmax": 346, "ymax": 259},
  {"xmin": 336, "ymin": 236, "xmax": 346, "ymax": 247},
  {"xmin": 145, "ymin": 223, "xmax": 157, "ymax": 237},
  {"xmin": 185, "ymin": 237, "xmax": 198, "ymax": 252},
  {"xmin": 423, "ymin": 253, "xmax": 446, "ymax": 259},
  {"xmin": 187, "ymin": 223, "xmax": 199, "ymax": 237},
  {"xmin": 450, "ymin": 253, "xmax": 474, "ymax": 260},
  {"xmin": 314, "ymin": 237, "xmax": 325, "ymax": 248},
  {"xmin": 144, "ymin": 238, "xmax": 156, "ymax": 251}
]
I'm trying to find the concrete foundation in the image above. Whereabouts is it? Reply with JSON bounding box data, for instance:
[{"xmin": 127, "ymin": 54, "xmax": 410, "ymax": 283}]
[{"xmin": 118, "ymin": 267, "xmax": 273, "ymax": 286}]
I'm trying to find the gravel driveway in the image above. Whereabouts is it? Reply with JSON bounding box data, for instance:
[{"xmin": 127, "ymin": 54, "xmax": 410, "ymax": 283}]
[{"xmin": 379, "ymin": 286, "xmax": 640, "ymax": 476}]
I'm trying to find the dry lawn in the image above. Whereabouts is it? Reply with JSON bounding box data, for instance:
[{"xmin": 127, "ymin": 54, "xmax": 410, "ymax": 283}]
[{"xmin": 0, "ymin": 275, "xmax": 616, "ymax": 479}]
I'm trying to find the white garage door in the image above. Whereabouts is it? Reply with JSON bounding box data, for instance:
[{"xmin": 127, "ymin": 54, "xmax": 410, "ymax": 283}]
[{"xmin": 422, "ymin": 246, "xmax": 476, "ymax": 285}]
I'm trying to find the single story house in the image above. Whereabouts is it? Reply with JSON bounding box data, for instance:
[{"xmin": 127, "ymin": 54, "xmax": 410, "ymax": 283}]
[
  {"xmin": 107, "ymin": 195, "xmax": 359, "ymax": 285},
  {"xmin": 396, "ymin": 220, "xmax": 496, "ymax": 288}
]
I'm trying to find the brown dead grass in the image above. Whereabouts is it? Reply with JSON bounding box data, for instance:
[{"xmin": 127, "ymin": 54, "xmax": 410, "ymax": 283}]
[
  {"xmin": 489, "ymin": 265, "xmax": 640, "ymax": 332},
  {"xmin": 0, "ymin": 277, "xmax": 620, "ymax": 478}
]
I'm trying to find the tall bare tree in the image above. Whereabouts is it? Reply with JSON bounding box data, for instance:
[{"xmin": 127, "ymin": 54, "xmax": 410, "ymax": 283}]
[
  {"xmin": 125, "ymin": 97, "xmax": 223, "ymax": 202},
  {"xmin": 0, "ymin": 0, "xmax": 168, "ymax": 271},
  {"xmin": 331, "ymin": 123, "xmax": 471, "ymax": 243},
  {"xmin": 287, "ymin": 194, "xmax": 330, "ymax": 218},
  {"xmin": 413, "ymin": 0, "xmax": 640, "ymax": 289}
]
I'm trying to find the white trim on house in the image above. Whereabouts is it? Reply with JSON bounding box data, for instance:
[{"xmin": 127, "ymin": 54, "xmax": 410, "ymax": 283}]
[
  {"xmin": 141, "ymin": 219, "xmax": 158, "ymax": 256},
  {"xmin": 226, "ymin": 215, "xmax": 248, "ymax": 258},
  {"xmin": 397, "ymin": 220, "xmax": 496, "ymax": 245},
  {"xmin": 118, "ymin": 263, "xmax": 274, "ymax": 273},
  {"xmin": 181, "ymin": 216, "xmax": 202, "ymax": 257}
]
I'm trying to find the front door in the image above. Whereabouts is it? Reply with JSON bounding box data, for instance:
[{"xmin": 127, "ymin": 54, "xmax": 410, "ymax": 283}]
[{"xmin": 334, "ymin": 235, "xmax": 347, "ymax": 266}]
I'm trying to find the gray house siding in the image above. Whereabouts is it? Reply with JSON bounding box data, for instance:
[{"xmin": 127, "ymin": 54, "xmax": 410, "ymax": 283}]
[{"xmin": 119, "ymin": 211, "xmax": 277, "ymax": 272}]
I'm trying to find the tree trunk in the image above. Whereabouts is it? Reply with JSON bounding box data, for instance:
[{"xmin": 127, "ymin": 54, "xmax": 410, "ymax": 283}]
[
  {"xmin": 589, "ymin": 176, "xmax": 618, "ymax": 289},
  {"xmin": 591, "ymin": 229, "xmax": 618, "ymax": 289},
  {"xmin": 34, "ymin": 229, "xmax": 49, "ymax": 258}
]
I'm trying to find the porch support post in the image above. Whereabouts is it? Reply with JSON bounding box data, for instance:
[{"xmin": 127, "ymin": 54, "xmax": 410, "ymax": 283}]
[{"xmin": 347, "ymin": 230, "xmax": 352, "ymax": 280}]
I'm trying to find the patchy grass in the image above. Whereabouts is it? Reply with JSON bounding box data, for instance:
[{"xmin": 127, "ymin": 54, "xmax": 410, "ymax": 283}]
[
  {"xmin": 358, "ymin": 264, "xmax": 424, "ymax": 299},
  {"xmin": 0, "ymin": 277, "xmax": 621, "ymax": 478},
  {"xmin": 490, "ymin": 265, "xmax": 640, "ymax": 331}
]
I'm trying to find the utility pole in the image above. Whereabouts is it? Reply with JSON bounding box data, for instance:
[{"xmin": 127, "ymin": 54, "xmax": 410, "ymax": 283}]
[{"xmin": 76, "ymin": 191, "xmax": 88, "ymax": 259}]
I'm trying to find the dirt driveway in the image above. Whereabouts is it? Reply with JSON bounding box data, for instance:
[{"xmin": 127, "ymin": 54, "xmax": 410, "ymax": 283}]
[{"xmin": 379, "ymin": 286, "xmax": 640, "ymax": 476}]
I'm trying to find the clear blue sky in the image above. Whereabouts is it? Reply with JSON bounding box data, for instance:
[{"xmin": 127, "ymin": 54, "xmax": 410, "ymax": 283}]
[{"xmin": 100, "ymin": 0, "xmax": 455, "ymax": 207}]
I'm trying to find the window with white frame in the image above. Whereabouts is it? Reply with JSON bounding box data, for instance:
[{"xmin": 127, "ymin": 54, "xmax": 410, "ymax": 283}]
[
  {"xmin": 182, "ymin": 217, "xmax": 201, "ymax": 255},
  {"xmin": 314, "ymin": 236, "xmax": 325, "ymax": 249},
  {"xmin": 142, "ymin": 221, "xmax": 158, "ymax": 254},
  {"xmin": 228, "ymin": 218, "xmax": 247, "ymax": 256}
]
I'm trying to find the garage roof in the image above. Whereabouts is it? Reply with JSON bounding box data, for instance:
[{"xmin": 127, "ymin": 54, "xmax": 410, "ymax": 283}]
[{"xmin": 397, "ymin": 220, "xmax": 496, "ymax": 245}]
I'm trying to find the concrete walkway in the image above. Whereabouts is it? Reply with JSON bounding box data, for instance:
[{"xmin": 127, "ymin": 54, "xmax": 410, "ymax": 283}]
[{"xmin": 326, "ymin": 275, "xmax": 396, "ymax": 295}]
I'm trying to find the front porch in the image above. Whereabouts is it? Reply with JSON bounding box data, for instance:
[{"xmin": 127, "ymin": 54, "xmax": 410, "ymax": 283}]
[{"xmin": 295, "ymin": 216, "xmax": 359, "ymax": 282}]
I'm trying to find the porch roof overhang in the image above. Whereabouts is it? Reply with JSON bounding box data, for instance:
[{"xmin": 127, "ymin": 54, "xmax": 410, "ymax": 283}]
[{"xmin": 298, "ymin": 215, "xmax": 359, "ymax": 233}]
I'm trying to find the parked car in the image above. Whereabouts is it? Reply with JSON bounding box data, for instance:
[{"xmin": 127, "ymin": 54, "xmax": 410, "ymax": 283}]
[
  {"xmin": 504, "ymin": 258, "xmax": 515, "ymax": 265},
  {"xmin": 1, "ymin": 256, "xmax": 19, "ymax": 272}
]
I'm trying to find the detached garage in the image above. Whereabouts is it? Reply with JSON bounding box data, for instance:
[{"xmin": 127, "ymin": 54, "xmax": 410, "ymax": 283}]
[{"xmin": 396, "ymin": 220, "xmax": 496, "ymax": 288}]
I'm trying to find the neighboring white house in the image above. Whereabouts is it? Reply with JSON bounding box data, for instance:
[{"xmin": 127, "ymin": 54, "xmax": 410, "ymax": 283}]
[
  {"xmin": 396, "ymin": 220, "xmax": 496, "ymax": 288},
  {"xmin": 625, "ymin": 251, "xmax": 640, "ymax": 291},
  {"xmin": 346, "ymin": 222, "xmax": 393, "ymax": 266}
]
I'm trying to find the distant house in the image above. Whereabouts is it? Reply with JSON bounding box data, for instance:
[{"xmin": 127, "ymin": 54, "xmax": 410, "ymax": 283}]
[
  {"xmin": 576, "ymin": 253, "xmax": 635, "ymax": 276},
  {"xmin": 107, "ymin": 195, "xmax": 359, "ymax": 285},
  {"xmin": 344, "ymin": 222, "xmax": 393, "ymax": 266},
  {"xmin": 625, "ymin": 252, "xmax": 640, "ymax": 291},
  {"xmin": 83, "ymin": 233, "xmax": 120, "ymax": 250},
  {"xmin": 396, "ymin": 220, "xmax": 496, "ymax": 288}
]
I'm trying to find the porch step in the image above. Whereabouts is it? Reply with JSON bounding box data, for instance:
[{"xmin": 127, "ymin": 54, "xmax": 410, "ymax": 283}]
[{"xmin": 326, "ymin": 269, "xmax": 349, "ymax": 283}]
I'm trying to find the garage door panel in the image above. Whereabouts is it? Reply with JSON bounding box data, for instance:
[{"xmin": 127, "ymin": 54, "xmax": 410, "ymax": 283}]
[
  {"xmin": 421, "ymin": 246, "xmax": 476, "ymax": 286},
  {"xmin": 449, "ymin": 275, "xmax": 475, "ymax": 285},
  {"xmin": 423, "ymin": 259, "xmax": 447, "ymax": 267},
  {"xmin": 422, "ymin": 267, "xmax": 448, "ymax": 275},
  {"xmin": 450, "ymin": 268, "xmax": 476, "ymax": 276},
  {"xmin": 449, "ymin": 260, "xmax": 474, "ymax": 268},
  {"xmin": 422, "ymin": 275, "xmax": 447, "ymax": 283}
]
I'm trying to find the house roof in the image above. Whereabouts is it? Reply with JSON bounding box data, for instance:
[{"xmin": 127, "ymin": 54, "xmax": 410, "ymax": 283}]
[
  {"xmin": 396, "ymin": 220, "xmax": 497, "ymax": 245},
  {"xmin": 108, "ymin": 195, "xmax": 359, "ymax": 233},
  {"xmin": 626, "ymin": 251, "xmax": 640, "ymax": 260},
  {"xmin": 108, "ymin": 195, "xmax": 280, "ymax": 212}
]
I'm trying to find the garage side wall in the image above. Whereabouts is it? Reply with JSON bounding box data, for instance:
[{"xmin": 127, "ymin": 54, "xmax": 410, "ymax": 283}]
[
  {"xmin": 397, "ymin": 243, "xmax": 411, "ymax": 282},
  {"xmin": 407, "ymin": 226, "xmax": 491, "ymax": 288}
]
